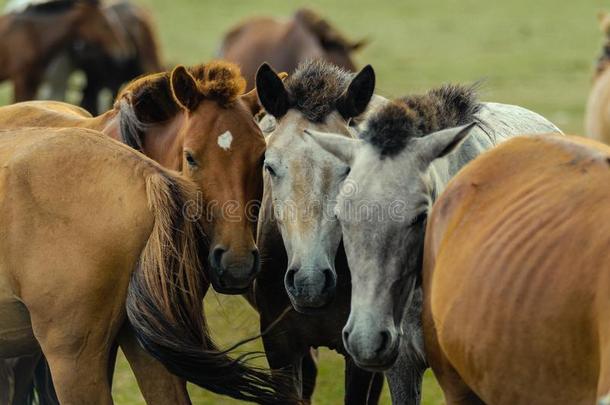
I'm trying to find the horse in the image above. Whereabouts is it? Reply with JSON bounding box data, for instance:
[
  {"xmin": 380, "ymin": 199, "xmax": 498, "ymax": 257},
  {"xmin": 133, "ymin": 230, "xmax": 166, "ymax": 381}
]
[
  {"xmin": 249, "ymin": 59, "xmax": 389, "ymax": 404},
  {"xmin": 12, "ymin": 0, "xmax": 163, "ymax": 115},
  {"xmin": 0, "ymin": 61, "xmax": 271, "ymax": 403},
  {"xmin": 305, "ymin": 85, "xmax": 561, "ymax": 401},
  {"xmin": 422, "ymin": 134, "xmax": 610, "ymax": 405},
  {"xmin": 585, "ymin": 11, "xmax": 610, "ymax": 144},
  {"xmin": 0, "ymin": 0, "xmax": 129, "ymax": 102},
  {"xmin": 219, "ymin": 8, "xmax": 366, "ymax": 90},
  {"xmin": 0, "ymin": 127, "xmax": 292, "ymax": 404}
]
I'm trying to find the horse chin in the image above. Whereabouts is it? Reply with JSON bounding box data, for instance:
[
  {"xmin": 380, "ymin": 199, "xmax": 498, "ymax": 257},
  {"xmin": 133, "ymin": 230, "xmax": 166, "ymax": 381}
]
[
  {"xmin": 208, "ymin": 272, "xmax": 251, "ymax": 295},
  {"xmin": 287, "ymin": 294, "xmax": 334, "ymax": 315},
  {"xmin": 352, "ymin": 350, "xmax": 400, "ymax": 372}
]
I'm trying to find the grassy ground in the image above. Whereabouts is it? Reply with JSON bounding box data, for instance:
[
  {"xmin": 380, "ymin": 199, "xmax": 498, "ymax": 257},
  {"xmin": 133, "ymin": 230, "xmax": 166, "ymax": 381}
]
[{"xmin": 2, "ymin": 0, "xmax": 608, "ymax": 403}]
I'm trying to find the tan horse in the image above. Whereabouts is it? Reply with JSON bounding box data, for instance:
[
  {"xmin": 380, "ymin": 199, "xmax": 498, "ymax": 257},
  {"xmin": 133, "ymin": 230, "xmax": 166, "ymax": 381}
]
[
  {"xmin": 219, "ymin": 8, "xmax": 366, "ymax": 89},
  {"xmin": 585, "ymin": 11, "xmax": 610, "ymax": 144},
  {"xmin": 0, "ymin": 61, "xmax": 266, "ymax": 293},
  {"xmin": 0, "ymin": 0, "xmax": 128, "ymax": 101},
  {"xmin": 0, "ymin": 127, "xmax": 290, "ymax": 404},
  {"xmin": 423, "ymin": 134, "xmax": 610, "ymax": 405}
]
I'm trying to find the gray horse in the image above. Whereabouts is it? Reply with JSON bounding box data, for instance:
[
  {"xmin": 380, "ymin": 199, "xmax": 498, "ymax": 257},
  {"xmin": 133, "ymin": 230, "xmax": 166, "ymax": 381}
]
[{"xmin": 306, "ymin": 85, "xmax": 561, "ymax": 401}]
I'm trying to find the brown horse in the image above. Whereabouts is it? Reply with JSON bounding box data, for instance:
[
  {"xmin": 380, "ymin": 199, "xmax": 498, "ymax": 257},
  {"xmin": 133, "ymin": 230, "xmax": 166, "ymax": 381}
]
[
  {"xmin": 34, "ymin": 0, "xmax": 163, "ymax": 114},
  {"xmin": 586, "ymin": 11, "xmax": 610, "ymax": 144},
  {"xmin": 0, "ymin": 61, "xmax": 266, "ymax": 292},
  {"xmin": 0, "ymin": 0, "xmax": 129, "ymax": 102},
  {"xmin": 219, "ymin": 8, "xmax": 366, "ymax": 89},
  {"xmin": 0, "ymin": 127, "xmax": 291, "ymax": 404},
  {"xmin": 0, "ymin": 61, "xmax": 274, "ymax": 403},
  {"xmin": 423, "ymin": 134, "xmax": 610, "ymax": 405}
]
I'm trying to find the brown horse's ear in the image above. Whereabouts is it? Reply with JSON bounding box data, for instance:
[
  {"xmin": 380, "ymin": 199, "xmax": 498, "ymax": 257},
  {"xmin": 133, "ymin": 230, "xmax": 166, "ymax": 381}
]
[
  {"xmin": 170, "ymin": 66, "xmax": 202, "ymax": 111},
  {"xmin": 256, "ymin": 63, "xmax": 289, "ymax": 118},
  {"xmin": 336, "ymin": 64, "xmax": 375, "ymax": 119},
  {"xmin": 350, "ymin": 38, "xmax": 369, "ymax": 51},
  {"xmin": 241, "ymin": 88, "xmax": 262, "ymax": 116}
]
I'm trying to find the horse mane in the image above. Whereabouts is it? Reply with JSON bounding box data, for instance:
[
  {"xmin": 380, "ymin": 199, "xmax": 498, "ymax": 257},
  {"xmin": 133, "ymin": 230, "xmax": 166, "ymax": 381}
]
[
  {"xmin": 361, "ymin": 84, "xmax": 482, "ymax": 157},
  {"xmin": 117, "ymin": 61, "xmax": 245, "ymax": 150},
  {"xmin": 19, "ymin": 0, "xmax": 84, "ymax": 15},
  {"xmin": 294, "ymin": 8, "xmax": 359, "ymax": 51},
  {"xmin": 187, "ymin": 61, "xmax": 246, "ymax": 106},
  {"xmin": 284, "ymin": 59, "xmax": 353, "ymax": 122}
]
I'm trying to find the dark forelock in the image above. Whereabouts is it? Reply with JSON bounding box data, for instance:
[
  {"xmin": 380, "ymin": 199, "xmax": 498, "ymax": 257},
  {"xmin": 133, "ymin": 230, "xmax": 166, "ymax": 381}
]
[
  {"xmin": 361, "ymin": 84, "xmax": 482, "ymax": 157},
  {"xmin": 284, "ymin": 59, "xmax": 352, "ymax": 122}
]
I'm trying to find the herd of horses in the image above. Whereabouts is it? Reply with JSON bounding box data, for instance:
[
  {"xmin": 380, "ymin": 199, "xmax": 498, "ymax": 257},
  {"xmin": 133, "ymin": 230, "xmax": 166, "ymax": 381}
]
[{"xmin": 0, "ymin": 1, "xmax": 609, "ymax": 405}]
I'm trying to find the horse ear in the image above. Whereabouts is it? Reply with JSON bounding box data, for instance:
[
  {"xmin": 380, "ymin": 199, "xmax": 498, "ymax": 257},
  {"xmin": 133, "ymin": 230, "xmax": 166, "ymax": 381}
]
[
  {"xmin": 415, "ymin": 123, "xmax": 477, "ymax": 164},
  {"xmin": 350, "ymin": 38, "xmax": 369, "ymax": 51},
  {"xmin": 304, "ymin": 129, "xmax": 360, "ymax": 165},
  {"xmin": 241, "ymin": 88, "xmax": 262, "ymax": 116},
  {"xmin": 170, "ymin": 66, "xmax": 201, "ymax": 111},
  {"xmin": 336, "ymin": 65, "xmax": 375, "ymax": 120},
  {"xmin": 125, "ymin": 73, "xmax": 178, "ymax": 123},
  {"xmin": 256, "ymin": 63, "xmax": 289, "ymax": 118}
]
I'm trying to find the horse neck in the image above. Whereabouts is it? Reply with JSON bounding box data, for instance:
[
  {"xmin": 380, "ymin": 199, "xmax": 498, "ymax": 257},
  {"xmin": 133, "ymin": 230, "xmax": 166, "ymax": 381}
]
[
  {"xmin": 12, "ymin": 9, "xmax": 83, "ymax": 63},
  {"xmin": 85, "ymin": 109, "xmax": 122, "ymax": 140},
  {"xmin": 139, "ymin": 113, "xmax": 186, "ymax": 170}
]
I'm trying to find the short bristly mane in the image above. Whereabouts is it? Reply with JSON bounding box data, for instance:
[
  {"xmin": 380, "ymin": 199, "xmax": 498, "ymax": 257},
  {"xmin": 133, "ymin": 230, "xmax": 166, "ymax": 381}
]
[
  {"xmin": 284, "ymin": 59, "xmax": 352, "ymax": 122},
  {"xmin": 117, "ymin": 61, "xmax": 246, "ymax": 150},
  {"xmin": 361, "ymin": 84, "xmax": 482, "ymax": 157}
]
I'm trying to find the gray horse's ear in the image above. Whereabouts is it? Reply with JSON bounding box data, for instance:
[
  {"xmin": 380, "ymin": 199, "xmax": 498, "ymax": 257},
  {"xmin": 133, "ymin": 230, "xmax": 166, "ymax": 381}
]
[
  {"xmin": 337, "ymin": 65, "xmax": 375, "ymax": 120},
  {"xmin": 416, "ymin": 122, "xmax": 477, "ymax": 163},
  {"xmin": 304, "ymin": 129, "xmax": 360, "ymax": 164},
  {"xmin": 256, "ymin": 63, "xmax": 289, "ymax": 118}
]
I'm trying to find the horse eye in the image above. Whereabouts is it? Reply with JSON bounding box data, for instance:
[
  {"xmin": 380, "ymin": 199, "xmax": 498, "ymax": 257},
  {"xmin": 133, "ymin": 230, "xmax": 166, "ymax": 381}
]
[
  {"xmin": 184, "ymin": 151, "xmax": 198, "ymax": 167},
  {"xmin": 411, "ymin": 212, "xmax": 427, "ymax": 227},
  {"xmin": 264, "ymin": 163, "xmax": 277, "ymax": 177}
]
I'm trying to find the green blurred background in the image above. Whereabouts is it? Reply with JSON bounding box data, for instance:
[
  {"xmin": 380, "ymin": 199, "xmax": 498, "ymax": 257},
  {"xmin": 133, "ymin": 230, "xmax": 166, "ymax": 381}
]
[{"xmin": 3, "ymin": 0, "xmax": 608, "ymax": 403}]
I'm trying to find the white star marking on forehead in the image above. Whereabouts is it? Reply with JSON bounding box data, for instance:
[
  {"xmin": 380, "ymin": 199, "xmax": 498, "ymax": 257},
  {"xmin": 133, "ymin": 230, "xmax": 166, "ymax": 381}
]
[{"xmin": 217, "ymin": 131, "xmax": 233, "ymax": 151}]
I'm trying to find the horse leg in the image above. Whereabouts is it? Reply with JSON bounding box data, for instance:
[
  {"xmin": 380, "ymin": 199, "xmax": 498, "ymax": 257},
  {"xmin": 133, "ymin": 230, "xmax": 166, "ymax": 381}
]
[
  {"xmin": 261, "ymin": 332, "xmax": 304, "ymax": 404},
  {"xmin": 12, "ymin": 74, "xmax": 41, "ymax": 102},
  {"xmin": 10, "ymin": 352, "xmax": 42, "ymax": 405},
  {"xmin": 117, "ymin": 323, "xmax": 191, "ymax": 405},
  {"xmin": 344, "ymin": 356, "xmax": 384, "ymax": 405},
  {"xmin": 301, "ymin": 348, "xmax": 318, "ymax": 404}
]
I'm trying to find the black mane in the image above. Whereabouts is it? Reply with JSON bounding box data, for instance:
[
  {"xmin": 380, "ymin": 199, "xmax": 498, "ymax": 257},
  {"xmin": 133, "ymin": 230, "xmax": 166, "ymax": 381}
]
[
  {"xmin": 284, "ymin": 59, "xmax": 352, "ymax": 122},
  {"xmin": 20, "ymin": 0, "xmax": 81, "ymax": 15},
  {"xmin": 361, "ymin": 84, "xmax": 482, "ymax": 157}
]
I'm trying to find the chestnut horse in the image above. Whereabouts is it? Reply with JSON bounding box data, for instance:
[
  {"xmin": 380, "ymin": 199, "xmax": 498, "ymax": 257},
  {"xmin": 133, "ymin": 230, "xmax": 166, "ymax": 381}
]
[
  {"xmin": 586, "ymin": 11, "xmax": 610, "ymax": 144},
  {"xmin": 0, "ymin": 61, "xmax": 272, "ymax": 403},
  {"xmin": 0, "ymin": 127, "xmax": 289, "ymax": 404},
  {"xmin": 0, "ymin": 0, "xmax": 129, "ymax": 102},
  {"xmin": 219, "ymin": 8, "xmax": 366, "ymax": 89},
  {"xmin": 423, "ymin": 135, "xmax": 610, "ymax": 405}
]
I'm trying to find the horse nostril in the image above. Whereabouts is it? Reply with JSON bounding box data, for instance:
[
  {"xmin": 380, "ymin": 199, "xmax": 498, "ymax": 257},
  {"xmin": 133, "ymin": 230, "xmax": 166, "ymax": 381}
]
[
  {"xmin": 342, "ymin": 329, "xmax": 350, "ymax": 345},
  {"xmin": 321, "ymin": 268, "xmax": 336, "ymax": 293},
  {"xmin": 285, "ymin": 268, "xmax": 297, "ymax": 292},
  {"xmin": 376, "ymin": 330, "xmax": 391, "ymax": 356},
  {"xmin": 211, "ymin": 246, "xmax": 226, "ymax": 270}
]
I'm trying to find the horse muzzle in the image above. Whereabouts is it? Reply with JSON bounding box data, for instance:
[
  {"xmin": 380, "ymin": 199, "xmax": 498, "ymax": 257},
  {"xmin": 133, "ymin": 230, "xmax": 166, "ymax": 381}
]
[
  {"xmin": 284, "ymin": 266, "xmax": 337, "ymax": 312},
  {"xmin": 342, "ymin": 315, "xmax": 400, "ymax": 371},
  {"xmin": 208, "ymin": 245, "xmax": 260, "ymax": 294}
]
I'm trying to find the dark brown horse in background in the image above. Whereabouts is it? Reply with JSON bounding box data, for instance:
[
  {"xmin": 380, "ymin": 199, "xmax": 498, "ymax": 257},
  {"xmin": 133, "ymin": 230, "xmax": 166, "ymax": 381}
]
[
  {"xmin": 219, "ymin": 8, "xmax": 367, "ymax": 89},
  {"xmin": 0, "ymin": 61, "xmax": 275, "ymax": 404},
  {"xmin": 33, "ymin": 0, "xmax": 163, "ymax": 114},
  {"xmin": 0, "ymin": 0, "xmax": 129, "ymax": 101}
]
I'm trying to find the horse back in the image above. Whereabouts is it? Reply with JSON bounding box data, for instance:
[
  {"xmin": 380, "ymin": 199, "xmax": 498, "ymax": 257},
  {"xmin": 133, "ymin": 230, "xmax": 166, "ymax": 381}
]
[
  {"xmin": 425, "ymin": 134, "xmax": 610, "ymax": 404},
  {"xmin": 0, "ymin": 100, "xmax": 93, "ymax": 129}
]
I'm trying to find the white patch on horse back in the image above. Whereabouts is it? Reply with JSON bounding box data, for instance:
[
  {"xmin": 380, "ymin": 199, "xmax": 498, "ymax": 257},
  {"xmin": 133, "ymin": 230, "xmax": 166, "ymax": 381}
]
[{"xmin": 217, "ymin": 131, "xmax": 233, "ymax": 150}]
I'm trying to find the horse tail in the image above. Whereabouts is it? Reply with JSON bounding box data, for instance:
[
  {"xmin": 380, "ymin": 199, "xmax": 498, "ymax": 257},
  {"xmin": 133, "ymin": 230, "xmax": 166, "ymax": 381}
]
[{"xmin": 126, "ymin": 171, "xmax": 292, "ymax": 404}]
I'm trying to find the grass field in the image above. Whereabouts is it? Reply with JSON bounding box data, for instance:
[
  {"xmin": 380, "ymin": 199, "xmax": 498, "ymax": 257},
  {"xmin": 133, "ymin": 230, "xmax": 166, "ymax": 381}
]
[{"xmin": 2, "ymin": 0, "xmax": 608, "ymax": 403}]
